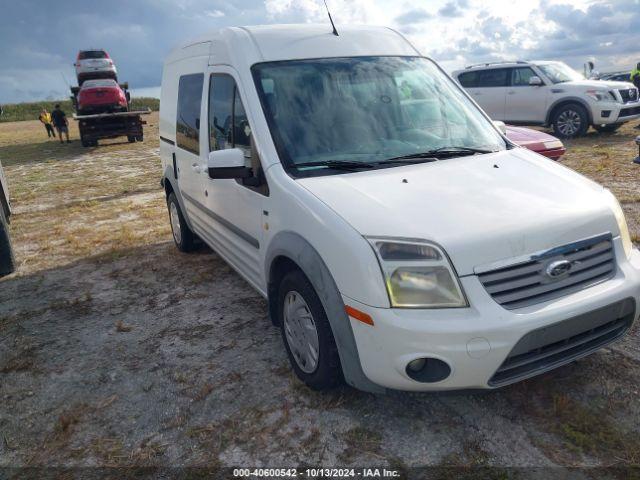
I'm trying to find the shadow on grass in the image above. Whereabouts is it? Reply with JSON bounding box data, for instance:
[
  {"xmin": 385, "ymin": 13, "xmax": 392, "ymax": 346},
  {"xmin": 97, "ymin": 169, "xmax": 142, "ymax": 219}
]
[{"xmin": 0, "ymin": 137, "xmax": 89, "ymax": 166}]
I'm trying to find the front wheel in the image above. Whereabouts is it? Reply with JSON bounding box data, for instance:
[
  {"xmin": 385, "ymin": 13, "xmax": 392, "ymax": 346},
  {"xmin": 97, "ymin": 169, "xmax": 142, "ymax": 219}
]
[
  {"xmin": 167, "ymin": 192, "xmax": 197, "ymax": 252},
  {"xmin": 593, "ymin": 123, "xmax": 622, "ymax": 133},
  {"xmin": 278, "ymin": 270, "xmax": 342, "ymax": 390},
  {"xmin": 127, "ymin": 135, "xmax": 136, "ymax": 143},
  {"xmin": 552, "ymin": 103, "xmax": 589, "ymax": 138}
]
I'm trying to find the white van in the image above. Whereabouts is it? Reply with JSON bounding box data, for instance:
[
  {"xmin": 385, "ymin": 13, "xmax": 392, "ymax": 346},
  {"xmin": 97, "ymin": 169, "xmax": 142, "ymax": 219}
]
[{"xmin": 159, "ymin": 25, "xmax": 640, "ymax": 393}]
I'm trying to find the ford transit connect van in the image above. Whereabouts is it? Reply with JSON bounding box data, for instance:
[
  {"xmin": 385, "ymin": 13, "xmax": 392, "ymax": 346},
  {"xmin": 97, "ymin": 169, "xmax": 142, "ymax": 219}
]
[{"xmin": 159, "ymin": 25, "xmax": 640, "ymax": 393}]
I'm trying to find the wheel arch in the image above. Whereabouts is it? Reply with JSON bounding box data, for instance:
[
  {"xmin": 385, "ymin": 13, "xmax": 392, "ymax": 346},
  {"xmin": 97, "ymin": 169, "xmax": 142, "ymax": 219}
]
[
  {"xmin": 546, "ymin": 97, "xmax": 593, "ymax": 126},
  {"xmin": 265, "ymin": 231, "xmax": 386, "ymax": 394},
  {"xmin": 161, "ymin": 168, "xmax": 196, "ymax": 232}
]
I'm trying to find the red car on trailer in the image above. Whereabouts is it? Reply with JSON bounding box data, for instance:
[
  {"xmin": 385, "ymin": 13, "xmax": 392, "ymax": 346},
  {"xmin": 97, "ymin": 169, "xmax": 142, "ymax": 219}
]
[{"xmin": 77, "ymin": 79, "xmax": 128, "ymax": 115}]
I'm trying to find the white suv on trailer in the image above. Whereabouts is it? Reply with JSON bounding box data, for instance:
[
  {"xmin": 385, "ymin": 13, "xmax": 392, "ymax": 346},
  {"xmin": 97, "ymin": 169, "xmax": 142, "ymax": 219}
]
[
  {"xmin": 452, "ymin": 61, "xmax": 640, "ymax": 138},
  {"xmin": 160, "ymin": 25, "xmax": 640, "ymax": 393}
]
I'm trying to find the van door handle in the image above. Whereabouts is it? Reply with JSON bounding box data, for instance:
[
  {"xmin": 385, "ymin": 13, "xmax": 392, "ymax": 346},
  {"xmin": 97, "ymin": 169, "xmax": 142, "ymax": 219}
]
[
  {"xmin": 507, "ymin": 91, "xmax": 516, "ymax": 95},
  {"xmin": 191, "ymin": 163, "xmax": 202, "ymax": 173}
]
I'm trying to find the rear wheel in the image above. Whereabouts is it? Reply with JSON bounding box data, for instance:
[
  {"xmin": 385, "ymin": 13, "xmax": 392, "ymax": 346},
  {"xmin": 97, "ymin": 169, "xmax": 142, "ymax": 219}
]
[
  {"xmin": 0, "ymin": 206, "xmax": 15, "ymax": 277},
  {"xmin": 135, "ymin": 134, "xmax": 143, "ymax": 142},
  {"xmin": 278, "ymin": 270, "xmax": 342, "ymax": 390},
  {"xmin": 127, "ymin": 135, "xmax": 136, "ymax": 143},
  {"xmin": 593, "ymin": 123, "xmax": 622, "ymax": 133},
  {"xmin": 167, "ymin": 192, "xmax": 196, "ymax": 252},
  {"xmin": 552, "ymin": 103, "xmax": 589, "ymax": 138}
]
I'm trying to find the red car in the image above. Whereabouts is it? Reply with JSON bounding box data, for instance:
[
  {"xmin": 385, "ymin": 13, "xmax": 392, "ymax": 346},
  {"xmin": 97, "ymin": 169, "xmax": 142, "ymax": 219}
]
[
  {"xmin": 77, "ymin": 79, "xmax": 128, "ymax": 115},
  {"xmin": 505, "ymin": 125, "xmax": 566, "ymax": 160}
]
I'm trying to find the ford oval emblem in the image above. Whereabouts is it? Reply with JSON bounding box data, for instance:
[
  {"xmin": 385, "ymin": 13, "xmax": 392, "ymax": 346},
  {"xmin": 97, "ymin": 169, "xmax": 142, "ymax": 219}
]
[{"xmin": 546, "ymin": 260, "xmax": 572, "ymax": 278}]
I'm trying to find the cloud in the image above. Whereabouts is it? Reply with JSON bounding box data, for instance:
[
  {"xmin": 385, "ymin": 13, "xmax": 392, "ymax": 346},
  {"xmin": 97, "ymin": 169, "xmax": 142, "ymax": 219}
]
[
  {"xmin": 394, "ymin": 8, "xmax": 432, "ymax": 25},
  {"xmin": 205, "ymin": 9, "xmax": 225, "ymax": 18},
  {"xmin": 438, "ymin": 1, "xmax": 464, "ymax": 18}
]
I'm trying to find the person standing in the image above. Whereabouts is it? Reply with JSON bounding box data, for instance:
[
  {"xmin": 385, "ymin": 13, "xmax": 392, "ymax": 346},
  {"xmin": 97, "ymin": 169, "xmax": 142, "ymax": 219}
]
[
  {"xmin": 51, "ymin": 104, "xmax": 70, "ymax": 143},
  {"xmin": 632, "ymin": 64, "xmax": 640, "ymax": 129},
  {"xmin": 39, "ymin": 109, "xmax": 55, "ymax": 138},
  {"xmin": 631, "ymin": 63, "xmax": 640, "ymax": 89}
]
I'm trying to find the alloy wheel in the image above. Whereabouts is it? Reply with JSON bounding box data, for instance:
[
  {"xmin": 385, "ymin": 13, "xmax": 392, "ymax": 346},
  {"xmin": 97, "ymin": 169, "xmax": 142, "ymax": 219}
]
[{"xmin": 556, "ymin": 110, "xmax": 581, "ymax": 137}]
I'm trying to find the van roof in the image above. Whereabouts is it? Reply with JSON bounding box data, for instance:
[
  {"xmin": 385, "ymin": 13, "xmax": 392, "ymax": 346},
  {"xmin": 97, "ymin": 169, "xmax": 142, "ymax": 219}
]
[{"xmin": 164, "ymin": 24, "xmax": 421, "ymax": 66}]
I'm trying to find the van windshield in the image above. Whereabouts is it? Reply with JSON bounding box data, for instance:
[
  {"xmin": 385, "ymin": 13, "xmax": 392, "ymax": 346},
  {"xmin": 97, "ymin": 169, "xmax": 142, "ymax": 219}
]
[{"xmin": 252, "ymin": 56, "xmax": 506, "ymax": 175}]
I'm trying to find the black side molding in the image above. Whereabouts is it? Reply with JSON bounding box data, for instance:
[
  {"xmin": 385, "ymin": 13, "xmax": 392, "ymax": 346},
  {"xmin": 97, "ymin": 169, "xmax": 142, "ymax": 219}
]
[
  {"xmin": 160, "ymin": 136, "xmax": 175, "ymax": 146},
  {"xmin": 172, "ymin": 152, "xmax": 178, "ymax": 180},
  {"xmin": 182, "ymin": 192, "xmax": 259, "ymax": 249}
]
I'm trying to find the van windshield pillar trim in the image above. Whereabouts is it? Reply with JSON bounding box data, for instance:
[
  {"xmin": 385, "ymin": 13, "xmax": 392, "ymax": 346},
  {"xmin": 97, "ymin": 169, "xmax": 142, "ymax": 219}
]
[{"xmin": 181, "ymin": 191, "xmax": 260, "ymax": 249}]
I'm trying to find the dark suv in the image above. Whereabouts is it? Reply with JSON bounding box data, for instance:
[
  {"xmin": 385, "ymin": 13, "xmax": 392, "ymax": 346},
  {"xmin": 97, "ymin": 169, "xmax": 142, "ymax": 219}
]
[{"xmin": 0, "ymin": 159, "xmax": 15, "ymax": 276}]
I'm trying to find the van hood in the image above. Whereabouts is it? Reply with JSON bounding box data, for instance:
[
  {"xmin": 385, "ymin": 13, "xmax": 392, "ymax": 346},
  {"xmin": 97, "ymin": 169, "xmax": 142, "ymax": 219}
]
[{"xmin": 297, "ymin": 148, "xmax": 619, "ymax": 276}]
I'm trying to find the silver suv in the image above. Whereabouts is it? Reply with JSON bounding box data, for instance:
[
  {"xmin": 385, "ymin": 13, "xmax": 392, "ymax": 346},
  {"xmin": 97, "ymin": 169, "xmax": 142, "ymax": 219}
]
[{"xmin": 452, "ymin": 60, "xmax": 640, "ymax": 138}]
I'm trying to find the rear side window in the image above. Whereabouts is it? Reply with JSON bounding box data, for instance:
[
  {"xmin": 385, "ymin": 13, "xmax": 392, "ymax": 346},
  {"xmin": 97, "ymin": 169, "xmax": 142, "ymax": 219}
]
[
  {"xmin": 79, "ymin": 50, "xmax": 107, "ymax": 60},
  {"xmin": 477, "ymin": 69, "xmax": 509, "ymax": 87},
  {"xmin": 511, "ymin": 67, "xmax": 537, "ymax": 86},
  {"xmin": 176, "ymin": 73, "xmax": 204, "ymax": 155},
  {"xmin": 458, "ymin": 71, "xmax": 479, "ymax": 88},
  {"xmin": 209, "ymin": 74, "xmax": 253, "ymax": 158}
]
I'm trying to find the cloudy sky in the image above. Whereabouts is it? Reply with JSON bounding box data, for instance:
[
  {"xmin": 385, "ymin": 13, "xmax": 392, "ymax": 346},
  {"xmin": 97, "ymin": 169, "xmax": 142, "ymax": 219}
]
[{"xmin": 1, "ymin": 0, "xmax": 639, "ymax": 103}]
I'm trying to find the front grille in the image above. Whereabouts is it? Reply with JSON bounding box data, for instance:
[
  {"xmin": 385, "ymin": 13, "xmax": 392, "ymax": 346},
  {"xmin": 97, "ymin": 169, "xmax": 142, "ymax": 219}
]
[
  {"xmin": 619, "ymin": 88, "xmax": 638, "ymax": 103},
  {"xmin": 489, "ymin": 298, "xmax": 635, "ymax": 387},
  {"xmin": 620, "ymin": 106, "xmax": 640, "ymax": 117},
  {"xmin": 477, "ymin": 234, "xmax": 615, "ymax": 310}
]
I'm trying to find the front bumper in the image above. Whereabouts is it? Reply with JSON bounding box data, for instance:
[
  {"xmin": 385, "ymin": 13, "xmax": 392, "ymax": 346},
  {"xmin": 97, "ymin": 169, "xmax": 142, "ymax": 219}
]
[
  {"xmin": 345, "ymin": 239, "xmax": 640, "ymax": 391},
  {"xmin": 593, "ymin": 101, "xmax": 640, "ymax": 124}
]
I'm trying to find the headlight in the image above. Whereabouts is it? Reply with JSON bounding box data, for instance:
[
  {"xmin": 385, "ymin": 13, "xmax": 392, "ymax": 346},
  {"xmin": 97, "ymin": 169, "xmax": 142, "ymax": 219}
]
[
  {"xmin": 585, "ymin": 89, "xmax": 615, "ymax": 102},
  {"xmin": 605, "ymin": 190, "xmax": 633, "ymax": 259},
  {"xmin": 367, "ymin": 238, "xmax": 468, "ymax": 308},
  {"xmin": 543, "ymin": 140, "xmax": 563, "ymax": 150}
]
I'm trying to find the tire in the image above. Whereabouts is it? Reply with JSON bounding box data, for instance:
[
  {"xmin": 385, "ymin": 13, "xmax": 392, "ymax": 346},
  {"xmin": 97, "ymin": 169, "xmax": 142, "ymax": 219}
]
[
  {"xmin": 166, "ymin": 192, "xmax": 196, "ymax": 252},
  {"xmin": 551, "ymin": 103, "xmax": 589, "ymax": 138},
  {"xmin": 278, "ymin": 269, "xmax": 342, "ymax": 390},
  {"xmin": 593, "ymin": 123, "xmax": 622, "ymax": 133},
  {"xmin": 0, "ymin": 206, "xmax": 15, "ymax": 277},
  {"xmin": 127, "ymin": 135, "xmax": 136, "ymax": 143},
  {"xmin": 81, "ymin": 139, "xmax": 90, "ymax": 147},
  {"xmin": 135, "ymin": 135, "xmax": 143, "ymax": 142}
]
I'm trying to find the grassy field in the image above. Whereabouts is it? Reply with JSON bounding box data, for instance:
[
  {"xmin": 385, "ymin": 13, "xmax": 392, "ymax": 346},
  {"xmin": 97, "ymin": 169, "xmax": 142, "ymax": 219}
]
[
  {"xmin": 0, "ymin": 97, "xmax": 159, "ymax": 123},
  {"xmin": 0, "ymin": 117, "xmax": 639, "ymax": 472}
]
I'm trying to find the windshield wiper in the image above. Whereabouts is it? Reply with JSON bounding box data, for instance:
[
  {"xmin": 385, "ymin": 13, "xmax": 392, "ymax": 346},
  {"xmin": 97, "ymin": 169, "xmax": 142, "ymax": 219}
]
[
  {"xmin": 383, "ymin": 147, "xmax": 494, "ymax": 163},
  {"xmin": 294, "ymin": 160, "xmax": 376, "ymax": 171},
  {"xmin": 428, "ymin": 146, "xmax": 495, "ymax": 155}
]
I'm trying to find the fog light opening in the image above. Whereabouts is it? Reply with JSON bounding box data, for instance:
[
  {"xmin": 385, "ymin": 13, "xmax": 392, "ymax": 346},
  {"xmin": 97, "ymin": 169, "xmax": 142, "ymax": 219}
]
[{"xmin": 405, "ymin": 357, "xmax": 451, "ymax": 383}]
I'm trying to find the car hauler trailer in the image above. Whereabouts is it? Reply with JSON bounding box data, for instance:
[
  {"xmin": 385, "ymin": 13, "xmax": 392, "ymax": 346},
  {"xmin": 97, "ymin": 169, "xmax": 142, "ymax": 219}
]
[{"xmin": 74, "ymin": 109, "xmax": 151, "ymax": 147}]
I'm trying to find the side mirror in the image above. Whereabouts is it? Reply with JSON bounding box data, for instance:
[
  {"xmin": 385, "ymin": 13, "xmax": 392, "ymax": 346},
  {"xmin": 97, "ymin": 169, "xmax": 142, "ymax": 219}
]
[
  {"xmin": 208, "ymin": 148, "xmax": 251, "ymax": 179},
  {"xmin": 529, "ymin": 76, "xmax": 543, "ymax": 86},
  {"xmin": 493, "ymin": 120, "xmax": 507, "ymax": 135}
]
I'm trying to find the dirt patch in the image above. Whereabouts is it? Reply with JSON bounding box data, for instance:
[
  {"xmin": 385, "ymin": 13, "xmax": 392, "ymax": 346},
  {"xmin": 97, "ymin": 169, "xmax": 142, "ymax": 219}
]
[{"xmin": 1, "ymin": 117, "xmax": 639, "ymax": 470}]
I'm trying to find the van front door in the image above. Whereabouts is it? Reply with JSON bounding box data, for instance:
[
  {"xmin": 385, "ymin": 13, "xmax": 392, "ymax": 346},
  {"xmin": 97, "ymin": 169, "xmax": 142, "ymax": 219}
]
[
  {"xmin": 175, "ymin": 73, "xmax": 206, "ymax": 226},
  {"xmin": 201, "ymin": 70, "xmax": 266, "ymax": 292}
]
